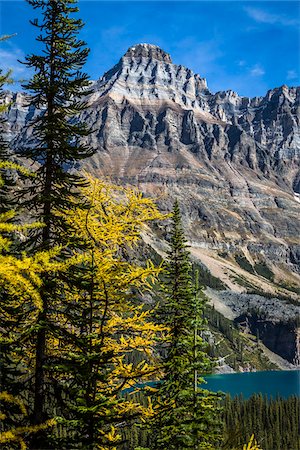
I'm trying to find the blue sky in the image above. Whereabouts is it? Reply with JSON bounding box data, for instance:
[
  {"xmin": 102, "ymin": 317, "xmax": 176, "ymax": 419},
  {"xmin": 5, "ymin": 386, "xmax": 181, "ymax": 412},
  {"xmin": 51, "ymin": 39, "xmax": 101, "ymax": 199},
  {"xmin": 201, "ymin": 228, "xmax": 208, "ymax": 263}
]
[{"xmin": 0, "ymin": 1, "xmax": 299, "ymax": 97}]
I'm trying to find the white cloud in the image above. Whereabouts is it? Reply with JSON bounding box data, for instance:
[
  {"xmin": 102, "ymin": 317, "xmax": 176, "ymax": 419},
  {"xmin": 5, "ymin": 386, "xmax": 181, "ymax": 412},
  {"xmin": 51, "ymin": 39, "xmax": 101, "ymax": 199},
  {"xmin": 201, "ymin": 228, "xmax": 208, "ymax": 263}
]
[
  {"xmin": 238, "ymin": 60, "xmax": 246, "ymax": 67},
  {"xmin": 287, "ymin": 70, "xmax": 298, "ymax": 81},
  {"xmin": 250, "ymin": 64, "xmax": 265, "ymax": 77},
  {"xmin": 245, "ymin": 7, "xmax": 299, "ymax": 27},
  {"xmin": 0, "ymin": 47, "xmax": 26, "ymax": 76},
  {"xmin": 173, "ymin": 37, "xmax": 223, "ymax": 78},
  {"xmin": 0, "ymin": 43, "xmax": 32, "ymax": 90}
]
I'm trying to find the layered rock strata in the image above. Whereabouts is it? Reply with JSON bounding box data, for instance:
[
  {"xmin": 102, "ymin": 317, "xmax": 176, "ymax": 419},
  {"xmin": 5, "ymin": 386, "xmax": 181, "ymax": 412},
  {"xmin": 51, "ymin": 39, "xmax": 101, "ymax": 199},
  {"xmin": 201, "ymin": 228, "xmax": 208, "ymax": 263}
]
[{"xmin": 3, "ymin": 43, "xmax": 300, "ymax": 276}]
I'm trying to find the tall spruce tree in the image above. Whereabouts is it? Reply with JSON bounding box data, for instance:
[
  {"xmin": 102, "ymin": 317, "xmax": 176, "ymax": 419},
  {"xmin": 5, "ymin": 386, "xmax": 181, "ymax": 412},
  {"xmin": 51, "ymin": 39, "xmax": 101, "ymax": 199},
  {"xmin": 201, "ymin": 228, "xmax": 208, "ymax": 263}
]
[
  {"xmin": 18, "ymin": 1, "xmax": 94, "ymax": 446},
  {"xmin": 20, "ymin": 0, "xmax": 93, "ymax": 248},
  {"xmin": 149, "ymin": 200, "xmax": 222, "ymax": 450}
]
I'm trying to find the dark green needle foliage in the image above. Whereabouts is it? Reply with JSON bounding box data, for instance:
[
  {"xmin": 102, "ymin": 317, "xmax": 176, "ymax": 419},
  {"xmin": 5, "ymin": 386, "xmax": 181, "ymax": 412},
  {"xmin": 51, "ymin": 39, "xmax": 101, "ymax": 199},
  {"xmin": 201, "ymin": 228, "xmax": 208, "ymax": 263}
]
[
  {"xmin": 16, "ymin": 1, "xmax": 94, "ymax": 447},
  {"xmin": 223, "ymin": 394, "xmax": 300, "ymax": 450},
  {"xmin": 20, "ymin": 0, "xmax": 94, "ymax": 250},
  {"xmin": 149, "ymin": 200, "xmax": 223, "ymax": 450}
]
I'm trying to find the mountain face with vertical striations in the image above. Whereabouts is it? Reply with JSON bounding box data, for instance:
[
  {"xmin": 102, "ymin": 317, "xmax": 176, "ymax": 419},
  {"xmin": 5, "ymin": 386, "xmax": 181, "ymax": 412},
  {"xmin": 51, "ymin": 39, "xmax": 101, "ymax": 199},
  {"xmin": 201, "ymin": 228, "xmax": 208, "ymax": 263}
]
[{"xmin": 4, "ymin": 43, "xmax": 300, "ymax": 296}]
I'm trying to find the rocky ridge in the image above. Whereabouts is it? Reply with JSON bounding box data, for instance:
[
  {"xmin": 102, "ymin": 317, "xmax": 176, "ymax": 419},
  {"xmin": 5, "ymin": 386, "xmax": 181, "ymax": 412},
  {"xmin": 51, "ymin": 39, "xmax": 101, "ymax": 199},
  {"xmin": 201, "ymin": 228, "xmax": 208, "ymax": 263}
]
[{"xmin": 3, "ymin": 43, "xmax": 300, "ymax": 282}]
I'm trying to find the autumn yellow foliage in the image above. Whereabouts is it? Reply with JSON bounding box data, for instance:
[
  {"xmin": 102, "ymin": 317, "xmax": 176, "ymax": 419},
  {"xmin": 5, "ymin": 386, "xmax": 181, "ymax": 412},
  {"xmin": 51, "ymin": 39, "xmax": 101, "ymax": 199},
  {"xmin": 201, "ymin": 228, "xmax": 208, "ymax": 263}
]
[
  {"xmin": 0, "ymin": 392, "xmax": 56, "ymax": 450},
  {"xmin": 45, "ymin": 175, "xmax": 168, "ymax": 448},
  {"xmin": 243, "ymin": 434, "xmax": 262, "ymax": 449}
]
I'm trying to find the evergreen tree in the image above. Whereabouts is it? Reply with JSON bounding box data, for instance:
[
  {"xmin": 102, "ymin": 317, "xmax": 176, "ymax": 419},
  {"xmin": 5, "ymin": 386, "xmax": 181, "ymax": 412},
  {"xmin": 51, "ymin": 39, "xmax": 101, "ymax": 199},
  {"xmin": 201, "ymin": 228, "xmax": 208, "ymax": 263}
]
[
  {"xmin": 148, "ymin": 200, "xmax": 222, "ymax": 450},
  {"xmin": 223, "ymin": 394, "xmax": 300, "ymax": 450},
  {"xmin": 17, "ymin": 1, "xmax": 94, "ymax": 446},
  {"xmin": 20, "ymin": 0, "xmax": 93, "ymax": 249}
]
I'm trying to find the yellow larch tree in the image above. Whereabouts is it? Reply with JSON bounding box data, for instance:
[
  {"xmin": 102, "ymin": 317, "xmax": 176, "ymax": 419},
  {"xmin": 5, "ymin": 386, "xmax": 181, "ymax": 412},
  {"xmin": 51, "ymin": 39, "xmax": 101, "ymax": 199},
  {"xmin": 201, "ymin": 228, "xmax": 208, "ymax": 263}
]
[
  {"xmin": 0, "ymin": 206, "xmax": 78, "ymax": 449},
  {"xmin": 44, "ymin": 174, "xmax": 167, "ymax": 450},
  {"xmin": 242, "ymin": 434, "xmax": 262, "ymax": 450},
  {"xmin": 0, "ymin": 173, "xmax": 61, "ymax": 448},
  {"xmin": 0, "ymin": 392, "xmax": 56, "ymax": 450}
]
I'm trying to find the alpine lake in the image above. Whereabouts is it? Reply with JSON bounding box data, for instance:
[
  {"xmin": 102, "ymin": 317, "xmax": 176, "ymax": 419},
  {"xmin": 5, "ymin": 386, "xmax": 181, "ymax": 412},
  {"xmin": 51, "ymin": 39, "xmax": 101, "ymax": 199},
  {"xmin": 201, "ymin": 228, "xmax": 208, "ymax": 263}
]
[{"xmin": 203, "ymin": 369, "xmax": 300, "ymax": 398}]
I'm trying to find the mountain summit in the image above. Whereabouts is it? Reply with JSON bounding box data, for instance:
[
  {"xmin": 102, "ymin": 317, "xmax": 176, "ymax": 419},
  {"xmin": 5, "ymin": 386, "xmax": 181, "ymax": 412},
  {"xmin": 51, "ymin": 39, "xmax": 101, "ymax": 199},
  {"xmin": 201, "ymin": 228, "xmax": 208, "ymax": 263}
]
[
  {"xmin": 4, "ymin": 44, "xmax": 300, "ymax": 284},
  {"xmin": 123, "ymin": 43, "xmax": 172, "ymax": 63},
  {"xmin": 95, "ymin": 43, "xmax": 209, "ymax": 114}
]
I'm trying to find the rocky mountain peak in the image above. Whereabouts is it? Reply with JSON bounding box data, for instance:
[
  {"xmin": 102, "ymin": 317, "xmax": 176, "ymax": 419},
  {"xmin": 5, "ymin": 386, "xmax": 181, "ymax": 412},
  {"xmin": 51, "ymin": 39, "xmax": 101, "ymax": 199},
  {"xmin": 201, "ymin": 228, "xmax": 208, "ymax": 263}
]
[
  {"xmin": 93, "ymin": 42, "xmax": 209, "ymax": 115},
  {"xmin": 123, "ymin": 43, "xmax": 172, "ymax": 63},
  {"xmin": 3, "ymin": 46, "xmax": 300, "ymax": 278}
]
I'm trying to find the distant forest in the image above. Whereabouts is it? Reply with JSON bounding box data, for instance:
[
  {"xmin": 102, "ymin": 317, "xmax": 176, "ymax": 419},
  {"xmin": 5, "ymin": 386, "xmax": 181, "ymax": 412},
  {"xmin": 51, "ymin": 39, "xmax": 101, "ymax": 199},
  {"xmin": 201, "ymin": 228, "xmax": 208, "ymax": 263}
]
[{"xmin": 121, "ymin": 393, "xmax": 300, "ymax": 450}]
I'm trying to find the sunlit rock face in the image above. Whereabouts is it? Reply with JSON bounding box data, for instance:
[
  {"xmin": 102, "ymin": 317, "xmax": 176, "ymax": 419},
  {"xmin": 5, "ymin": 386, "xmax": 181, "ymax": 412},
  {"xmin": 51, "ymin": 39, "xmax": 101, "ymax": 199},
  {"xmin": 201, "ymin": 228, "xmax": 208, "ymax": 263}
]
[
  {"xmin": 91, "ymin": 43, "xmax": 210, "ymax": 114},
  {"xmin": 4, "ymin": 43, "xmax": 300, "ymax": 275}
]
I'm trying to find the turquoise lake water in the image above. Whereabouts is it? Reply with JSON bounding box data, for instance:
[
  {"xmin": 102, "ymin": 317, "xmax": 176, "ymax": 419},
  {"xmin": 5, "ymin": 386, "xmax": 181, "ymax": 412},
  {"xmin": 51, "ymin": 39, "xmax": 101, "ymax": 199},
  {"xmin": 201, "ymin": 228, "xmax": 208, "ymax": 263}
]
[{"xmin": 204, "ymin": 370, "xmax": 300, "ymax": 398}]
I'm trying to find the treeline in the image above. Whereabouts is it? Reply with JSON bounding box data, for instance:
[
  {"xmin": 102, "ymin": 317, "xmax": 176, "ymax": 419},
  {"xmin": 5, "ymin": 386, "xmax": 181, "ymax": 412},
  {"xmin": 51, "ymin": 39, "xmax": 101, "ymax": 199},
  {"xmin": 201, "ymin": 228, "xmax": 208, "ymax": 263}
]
[
  {"xmin": 205, "ymin": 305, "xmax": 280, "ymax": 371},
  {"xmin": 121, "ymin": 393, "xmax": 300, "ymax": 450},
  {"xmin": 205, "ymin": 306, "xmax": 247, "ymax": 368},
  {"xmin": 192, "ymin": 262, "xmax": 226, "ymax": 290},
  {"xmin": 206, "ymin": 305, "xmax": 236, "ymax": 343},
  {"xmin": 223, "ymin": 394, "xmax": 300, "ymax": 450}
]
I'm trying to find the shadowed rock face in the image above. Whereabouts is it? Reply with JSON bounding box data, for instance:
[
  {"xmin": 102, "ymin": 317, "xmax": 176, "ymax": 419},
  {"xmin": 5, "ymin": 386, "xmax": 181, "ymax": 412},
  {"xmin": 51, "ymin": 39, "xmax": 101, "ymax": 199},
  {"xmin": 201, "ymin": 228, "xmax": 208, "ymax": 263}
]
[
  {"xmin": 4, "ymin": 43, "xmax": 300, "ymax": 274},
  {"xmin": 235, "ymin": 314, "xmax": 299, "ymax": 364}
]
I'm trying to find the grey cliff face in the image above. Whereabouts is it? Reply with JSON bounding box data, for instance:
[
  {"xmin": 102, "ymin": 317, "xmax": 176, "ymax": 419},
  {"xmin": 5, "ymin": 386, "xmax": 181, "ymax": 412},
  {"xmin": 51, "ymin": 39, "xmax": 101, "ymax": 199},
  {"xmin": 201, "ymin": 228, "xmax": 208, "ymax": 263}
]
[
  {"xmin": 4, "ymin": 43, "xmax": 300, "ymax": 276},
  {"xmin": 91, "ymin": 43, "xmax": 209, "ymax": 114}
]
